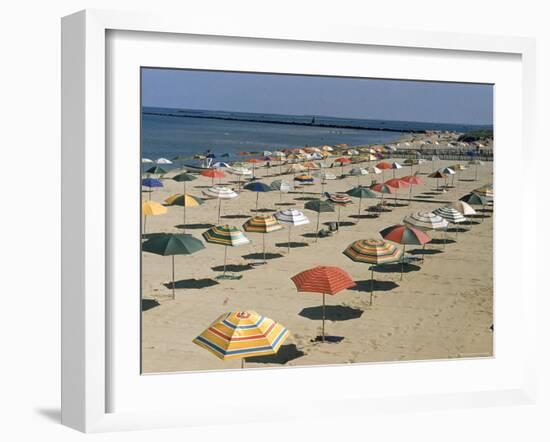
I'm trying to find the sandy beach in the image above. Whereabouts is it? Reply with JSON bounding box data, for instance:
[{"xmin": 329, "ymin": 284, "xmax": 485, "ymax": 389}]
[{"xmin": 141, "ymin": 135, "xmax": 493, "ymax": 373}]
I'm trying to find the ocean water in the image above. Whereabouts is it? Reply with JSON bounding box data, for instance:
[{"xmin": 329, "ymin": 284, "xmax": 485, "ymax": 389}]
[{"xmin": 141, "ymin": 107, "xmax": 490, "ymax": 163}]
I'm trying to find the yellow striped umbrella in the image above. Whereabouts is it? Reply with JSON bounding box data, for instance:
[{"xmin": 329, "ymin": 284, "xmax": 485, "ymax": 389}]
[
  {"xmin": 142, "ymin": 200, "xmax": 167, "ymax": 235},
  {"xmin": 193, "ymin": 311, "xmax": 290, "ymax": 368},
  {"xmin": 242, "ymin": 215, "xmax": 283, "ymax": 263},
  {"xmin": 343, "ymin": 239, "xmax": 403, "ymax": 304},
  {"xmin": 164, "ymin": 193, "xmax": 204, "ymax": 233}
]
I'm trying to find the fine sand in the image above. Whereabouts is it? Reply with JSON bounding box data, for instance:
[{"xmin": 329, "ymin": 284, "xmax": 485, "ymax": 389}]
[{"xmin": 141, "ymin": 146, "xmax": 493, "ymax": 373}]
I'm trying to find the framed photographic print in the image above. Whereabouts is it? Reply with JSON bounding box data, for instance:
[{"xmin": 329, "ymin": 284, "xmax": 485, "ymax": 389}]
[{"xmin": 61, "ymin": 9, "xmax": 537, "ymax": 433}]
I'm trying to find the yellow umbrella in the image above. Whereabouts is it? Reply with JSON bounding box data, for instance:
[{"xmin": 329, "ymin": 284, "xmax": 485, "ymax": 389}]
[
  {"xmin": 193, "ymin": 311, "xmax": 290, "ymax": 368},
  {"xmin": 164, "ymin": 193, "xmax": 204, "ymax": 233},
  {"xmin": 142, "ymin": 200, "xmax": 167, "ymax": 235}
]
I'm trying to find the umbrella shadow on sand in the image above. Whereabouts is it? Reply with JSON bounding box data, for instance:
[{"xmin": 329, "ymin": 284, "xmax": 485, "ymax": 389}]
[
  {"xmin": 293, "ymin": 196, "xmax": 318, "ymax": 201},
  {"xmin": 250, "ymin": 208, "xmax": 277, "ymax": 213},
  {"xmin": 165, "ymin": 278, "xmax": 220, "ymax": 290},
  {"xmin": 220, "ymin": 214, "xmax": 250, "ymax": 219},
  {"xmin": 446, "ymin": 226, "xmax": 469, "ymax": 233},
  {"xmin": 244, "ymin": 344, "xmax": 305, "ymax": 364},
  {"xmin": 371, "ymin": 263, "xmax": 421, "ymax": 274},
  {"xmin": 274, "ymin": 202, "xmax": 295, "ymax": 206},
  {"xmin": 211, "ymin": 263, "xmax": 254, "ymax": 273},
  {"xmin": 349, "ymin": 280, "xmax": 399, "ymax": 293},
  {"xmin": 176, "ymin": 223, "xmax": 215, "ymax": 230},
  {"xmin": 141, "ymin": 299, "xmax": 160, "ymax": 311},
  {"xmin": 241, "ymin": 252, "xmax": 284, "ymax": 261},
  {"xmin": 299, "ymin": 305, "xmax": 364, "ymax": 321},
  {"xmin": 430, "ymin": 238, "xmax": 456, "ymax": 245},
  {"xmin": 349, "ymin": 213, "xmax": 380, "ymax": 220},
  {"xmin": 275, "ymin": 241, "xmax": 309, "ymax": 249},
  {"xmin": 408, "ymin": 248, "xmax": 443, "ymax": 256}
]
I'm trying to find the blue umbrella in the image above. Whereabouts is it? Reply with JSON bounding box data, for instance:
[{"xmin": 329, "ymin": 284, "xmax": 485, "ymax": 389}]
[
  {"xmin": 142, "ymin": 178, "xmax": 163, "ymax": 200},
  {"xmin": 244, "ymin": 181, "xmax": 272, "ymax": 211}
]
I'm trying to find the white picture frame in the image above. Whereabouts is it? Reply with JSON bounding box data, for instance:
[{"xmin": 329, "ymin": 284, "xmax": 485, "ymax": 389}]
[{"xmin": 61, "ymin": 9, "xmax": 537, "ymax": 433}]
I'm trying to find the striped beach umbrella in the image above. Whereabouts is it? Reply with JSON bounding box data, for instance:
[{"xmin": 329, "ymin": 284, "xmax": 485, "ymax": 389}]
[
  {"xmin": 172, "ymin": 172, "xmax": 197, "ymax": 194},
  {"xmin": 202, "ymin": 225, "xmax": 250, "ymax": 279},
  {"xmin": 343, "ymin": 239, "xmax": 403, "ymax": 304},
  {"xmin": 370, "ymin": 182, "xmax": 395, "ymax": 206},
  {"xmin": 274, "ymin": 208, "xmax": 310, "ymax": 253},
  {"xmin": 243, "ymin": 181, "xmax": 272, "ymax": 211},
  {"xmin": 141, "ymin": 200, "xmax": 167, "ymax": 235},
  {"xmin": 165, "ymin": 193, "xmax": 204, "ymax": 233},
  {"xmin": 243, "ymin": 215, "xmax": 283, "ymax": 263},
  {"xmin": 433, "ymin": 206, "xmax": 467, "ymax": 239},
  {"xmin": 403, "ymin": 211, "xmax": 449, "ymax": 247},
  {"xmin": 449, "ymin": 200, "xmax": 476, "ymax": 216},
  {"xmin": 142, "ymin": 233, "xmax": 205, "ymax": 299},
  {"xmin": 202, "ymin": 186, "xmax": 238, "ymax": 224},
  {"xmin": 380, "ymin": 224, "xmax": 431, "ymax": 274},
  {"xmin": 325, "ymin": 192, "xmax": 352, "ymax": 230},
  {"xmin": 346, "ymin": 186, "xmax": 379, "ymax": 221},
  {"xmin": 141, "ymin": 177, "xmax": 163, "ymax": 200},
  {"xmin": 291, "ymin": 266, "xmax": 355, "ymax": 341},
  {"xmin": 193, "ymin": 311, "xmax": 290, "ymax": 368}
]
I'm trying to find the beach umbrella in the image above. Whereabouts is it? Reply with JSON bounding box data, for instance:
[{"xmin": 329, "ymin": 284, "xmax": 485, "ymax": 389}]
[
  {"xmin": 367, "ymin": 166, "xmax": 382, "ymax": 185},
  {"xmin": 379, "ymin": 224, "xmax": 431, "ymax": 275},
  {"xmin": 246, "ymin": 158, "xmax": 263, "ymax": 176},
  {"xmin": 346, "ymin": 186, "xmax": 379, "ymax": 221},
  {"xmin": 438, "ymin": 167, "xmax": 456, "ymax": 189},
  {"xmin": 145, "ymin": 166, "xmax": 167, "ymax": 176},
  {"xmin": 212, "ymin": 161, "xmax": 231, "ymax": 169},
  {"xmin": 243, "ymin": 181, "xmax": 272, "ymax": 211},
  {"xmin": 325, "ymin": 192, "xmax": 353, "ymax": 230},
  {"xmin": 370, "ymin": 182, "xmax": 395, "ymax": 206},
  {"xmin": 473, "ymin": 184, "xmax": 494, "ymax": 201},
  {"xmin": 286, "ymin": 163, "xmax": 306, "ymax": 176},
  {"xmin": 375, "ymin": 161, "xmax": 392, "ymax": 181},
  {"xmin": 274, "ymin": 208, "xmax": 310, "ymax": 253},
  {"xmin": 291, "ymin": 266, "xmax": 355, "ymax": 341},
  {"xmin": 343, "ymin": 239, "xmax": 403, "ymax": 304},
  {"xmin": 202, "ymin": 225, "xmax": 250, "ymax": 279},
  {"xmin": 141, "ymin": 200, "xmax": 167, "ymax": 235},
  {"xmin": 313, "ymin": 171, "xmax": 336, "ymax": 194},
  {"xmin": 141, "ymin": 158, "xmax": 153, "ymax": 164},
  {"xmin": 226, "ymin": 166, "xmax": 252, "ymax": 189},
  {"xmin": 321, "ymin": 145, "xmax": 334, "ymax": 151},
  {"xmin": 390, "ymin": 161, "xmax": 403, "ymax": 178},
  {"xmin": 156, "ymin": 157, "xmax": 173, "ymax": 165},
  {"xmin": 449, "ymin": 200, "xmax": 476, "ymax": 217},
  {"xmin": 270, "ymin": 179, "xmax": 293, "ymax": 201},
  {"xmin": 334, "ymin": 157, "xmax": 352, "ymax": 174},
  {"xmin": 242, "ymin": 215, "xmax": 283, "ymax": 263},
  {"xmin": 142, "ymin": 233, "xmax": 205, "ymax": 299},
  {"xmin": 193, "ymin": 311, "xmax": 289, "ymax": 368},
  {"xmin": 294, "ymin": 173, "xmax": 314, "ymax": 183},
  {"xmin": 460, "ymin": 192, "xmax": 489, "ymax": 207},
  {"xmin": 172, "ymin": 172, "xmax": 197, "ymax": 193},
  {"xmin": 164, "ymin": 193, "xmax": 204, "ymax": 233},
  {"xmin": 201, "ymin": 169, "xmax": 225, "ymax": 185},
  {"xmin": 304, "ymin": 199, "xmax": 335, "ymax": 240},
  {"xmin": 385, "ymin": 178, "xmax": 410, "ymax": 206},
  {"xmin": 141, "ymin": 177, "xmax": 163, "ymax": 200},
  {"xmin": 202, "ymin": 186, "xmax": 238, "ymax": 223},
  {"xmin": 401, "ymin": 175, "xmax": 423, "ymax": 203},
  {"xmin": 428, "ymin": 170, "xmax": 447, "ymax": 191},
  {"xmin": 403, "ymin": 211, "xmax": 449, "ymax": 247},
  {"xmin": 468, "ymin": 159, "xmax": 485, "ymax": 180},
  {"xmin": 349, "ymin": 167, "xmax": 369, "ymax": 185},
  {"xmin": 433, "ymin": 206, "xmax": 467, "ymax": 239}
]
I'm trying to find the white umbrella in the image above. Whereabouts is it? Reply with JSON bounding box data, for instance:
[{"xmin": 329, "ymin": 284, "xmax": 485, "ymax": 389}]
[
  {"xmin": 142, "ymin": 158, "xmax": 154, "ymax": 163},
  {"xmin": 212, "ymin": 161, "xmax": 231, "ymax": 169},
  {"xmin": 403, "ymin": 211, "xmax": 449, "ymax": 248},
  {"xmin": 349, "ymin": 167, "xmax": 369, "ymax": 185},
  {"xmin": 156, "ymin": 157, "xmax": 173, "ymax": 164},
  {"xmin": 270, "ymin": 179, "xmax": 293, "ymax": 201},
  {"xmin": 449, "ymin": 200, "xmax": 476, "ymax": 216},
  {"xmin": 275, "ymin": 208, "xmax": 310, "ymax": 253},
  {"xmin": 202, "ymin": 186, "xmax": 239, "ymax": 223},
  {"xmin": 433, "ymin": 206, "xmax": 467, "ymax": 239},
  {"xmin": 391, "ymin": 162, "xmax": 403, "ymax": 178}
]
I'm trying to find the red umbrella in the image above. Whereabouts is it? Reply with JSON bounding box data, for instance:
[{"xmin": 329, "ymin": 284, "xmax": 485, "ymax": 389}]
[
  {"xmin": 370, "ymin": 182, "xmax": 395, "ymax": 206},
  {"xmin": 291, "ymin": 266, "xmax": 355, "ymax": 341},
  {"xmin": 334, "ymin": 157, "xmax": 352, "ymax": 175},
  {"xmin": 379, "ymin": 224, "xmax": 431, "ymax": 276},
  {"xmin": 402, "ymin": 175, "xmax": 423, "ymax": 203},
  {"xmin": 385, "ymin": 178, "xmax": 410, "ymax": 206},
  {"xmin": 201, "ymin": 169, "xmax": 225, "ymax": 185},
  {"xmin": 376, "ymin": 161, "xmax": 392, "ymax": 170}
]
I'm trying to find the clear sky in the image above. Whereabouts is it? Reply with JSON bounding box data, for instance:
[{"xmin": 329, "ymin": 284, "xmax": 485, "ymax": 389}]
[{"xmin": 142, "ymin": 68, "xmax": 493, "ymax": 126}]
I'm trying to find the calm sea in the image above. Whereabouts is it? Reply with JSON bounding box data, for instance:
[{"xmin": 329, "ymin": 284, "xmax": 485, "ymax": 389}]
[{"xmin": 141, "ymin": 107, "xmax": 491, "ymax": 163}]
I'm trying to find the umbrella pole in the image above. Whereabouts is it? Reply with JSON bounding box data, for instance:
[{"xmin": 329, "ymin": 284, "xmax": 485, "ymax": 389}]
[
  {"xmin": 217, "ymin": 199, "xmax": 222, "ymax": 224},
  {"xmin": 262, "ymin": 234, "xmax": 266, "ymax": 263},
  {"xmin": 171, "ymin": 255, "xmax": 175, "ymax": 300},
  {"xmin": 255, "ymin": 192, "xmax": 259, "ymax": 211},
  {"xmin": 315, "ymin": 211, "xmax": 320, "ymax": 242},
  {"xmin": 370, "ymin": 268, "xmax": 374, "ymax": 306},
  {"xmin": 241, "ymin": 359, "xmax": 245, "ymax": 369},
  {"xmin": 143, "ymin": 215, "xmax": 147, "ymax": 236},
  {"xmin": 148, "ymin": 189, "xmax": 152, "ymax": 200},
  {"xmin": 183, "ymin": 206, "xmax": 186, "ymax": 233},
  {"xmin": 322, "ymin": 293, "xmax": 326, "ymax": 342},
  {"xmin": 357, "ymin": 196, "xmax": 362, "ymax": 222},
  {"xmin": 287, "ymin": 226, "xmax": 291, "ymax": 254},
  {"xmin": 184, "ymin": 181, "xmax": 186, "ymax": 194},
  {"xmin": 401, "ymin": 244, "xmax": 406, "ymax": 280},
  {"xmin": 223, "ymin": 246, "xmax": 228, "ymax": 277},
  {"xmin": 337, "ymin": 205, "xmax": 341, "ymax": 231},
  {"xmin": 422, "ymin": 243, "xmax": 425, "ymax": 263},
  {"xmin": 408, "ymin": 186, "xmax": 412, "ymax": 205}
]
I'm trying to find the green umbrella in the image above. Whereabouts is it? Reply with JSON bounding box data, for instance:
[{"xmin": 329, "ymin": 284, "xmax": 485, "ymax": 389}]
[
  {"xmin": 304, "ymin": 199, "xmax": 335, "ymax": 241},
  {"xmin": 142, "ymin": 233, "xmax": 205, "ymax": 299},
  {"xmin": 172, "ymin": 172, "xmax": 197, "ymax": 193},
  {"xmin": 145, "ymin": 166, "xmax": 167, "ymax": 176},
  {"xmin": 346, "ymin": 186, "xmax": 379, "ymax": 222}
]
